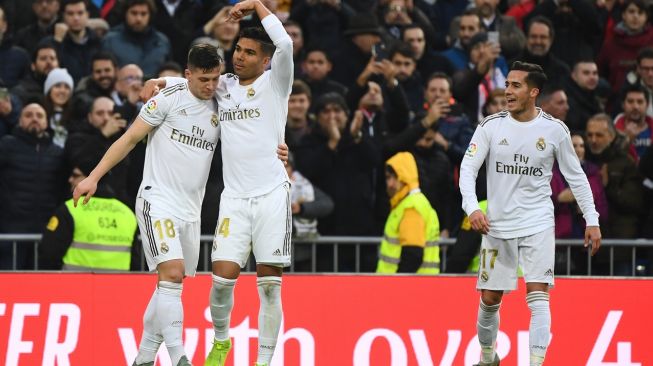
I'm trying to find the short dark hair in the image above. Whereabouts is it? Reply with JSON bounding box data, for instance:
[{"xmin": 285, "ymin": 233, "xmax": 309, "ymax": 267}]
[
  {"xmin": 32, "ymin": 42, "xmax": 58, "ymax": 63},
  {"xmin": 239, "ymin": 27, "xmax": 275, "ymax": 57},
  {"xmin": 621, "ymin": 0, "xmax": 647, "ymax": 14},
  {"xmin": 510, "ymin": 61, "xmax": 547, "ymax": 90},
  {"xmin": 314, "ymin": 92, "xmax": 349, "ymax": 115},
  {"xmin": 537, "ymin": 83, "xmax": 564, "ymax": 104},
  {"xmin": 187, "ymin": 43, "xmax": 223, "ymax": 72},
  {"xmin": 291, "ymin": 80, "xmax": 311, "ymax": 99},
  {"xmin": 304, "ymin": 46, "xmax": 332, "ymax": 63},
  {"xmin": 527, "ymin": 15, "xmax": 555, "ymax": 40},
  {"xmin": 124, "ymin": 0, "xmax": 156, "ymax": 15},
  {"xmin": 389, "ymin": 42, "xmax": 415, "ymax": 61},
  {"xmin": 623, "ymin": 83, "xmax": 651, "ymax": 104},
  {"xmin": 92, "ymin": 51, "xmax": 118, "ymax": 68},
  {"xmin": 157, "ymin": 60, "xmax": 183, "ymax": 75},
  {"xmin": 427, "ymin": 72, "xmax": 452, "ymax": 90},
  {"xmin": 62, "ymin": 0, "xmax": 88, "ymax": 11},
  {"xmin": 637, "ymin": 47, "xmax": 653, "ymax": 64}
]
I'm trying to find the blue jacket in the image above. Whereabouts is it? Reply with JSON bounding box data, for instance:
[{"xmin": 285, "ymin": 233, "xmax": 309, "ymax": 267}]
[
  {"xmin": 102, "ymin": 24, "xmax": 171, "ymax": 77},
  {"xmin": 0, "ymin": 37, "xmax": 30, "ymax": 88}
]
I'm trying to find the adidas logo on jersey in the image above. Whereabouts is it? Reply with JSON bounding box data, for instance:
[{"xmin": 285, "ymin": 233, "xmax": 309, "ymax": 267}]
[
  {"xmin": 178, "ymin": 109, "xmax": 187, "ymax": 116},
  {"xmin": 544, "ymin": 269, "xmax": 553, "ymax": 277},
  {"xmin": 223, "ymin": 94, "xmax": 231, "ymax": 100},
  {"xmin": 499, "ymin": 138, "xmax": 509, "ymax": 146},
  {"xmin": 272, "ymin": 249, "xmax": 281, "ymax": 256}
]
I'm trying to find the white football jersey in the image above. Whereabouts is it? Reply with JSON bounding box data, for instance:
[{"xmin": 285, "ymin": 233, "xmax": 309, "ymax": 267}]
[
  {"xmin": 138, "ymin": 81, "xmax": 221, "ymax": 221},
  {"xmin": 165, "ymin": 15, "xmax": 292, "ymax": 198},
  {"xmin": 459, "ymin": 108, "xmax": 599, "ymax": 239}
]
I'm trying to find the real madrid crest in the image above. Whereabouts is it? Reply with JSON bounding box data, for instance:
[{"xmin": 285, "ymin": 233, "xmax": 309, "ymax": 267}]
[
  {"xmin": 480, "ymin": 271, "xmax": 489, "ymax": 282},
  {"xmin": 247, "ymin": 87, "xmax": 255, "ymax": 98},
  {"xmin": 211, "ymin": 113, "xmax": 218, "ymax": 127},
  {"xmin": 536, "ymin": 137, "xmax": 546, "ymax": 151},
  {"xmin": 160, "ymin": 242, "xmax": 169, "ymax": 254}
]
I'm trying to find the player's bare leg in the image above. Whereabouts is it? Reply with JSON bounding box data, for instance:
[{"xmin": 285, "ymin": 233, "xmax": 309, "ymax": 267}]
[
  {"xmin": 205, "ymin": 261, "xmax": 241, "ymax": 366},
  {"xmin": 134, "ymin": 259, "xmax": 190, "ymax": 366},
  {"xmin": 474, "ymin": 289, "xmax": 503, "ymax": 366},
  {"xmin": 526, "ymin": 282, "xmax": 550, "ymax": 366},
  {"xmin": 254, "ymin": 264, "xmax": 283, "ymax": 366}
]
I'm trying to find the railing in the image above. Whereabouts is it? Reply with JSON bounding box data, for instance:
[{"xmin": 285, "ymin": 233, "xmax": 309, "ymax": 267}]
[{"xmin": 1, "ymin": 234, "xmax": 652, "ymax": 276}]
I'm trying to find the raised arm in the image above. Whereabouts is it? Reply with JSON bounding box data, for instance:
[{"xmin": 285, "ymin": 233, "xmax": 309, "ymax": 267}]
[{"xmin": 72, "ymin": 118, "xmax": 153, "ymax": 206}]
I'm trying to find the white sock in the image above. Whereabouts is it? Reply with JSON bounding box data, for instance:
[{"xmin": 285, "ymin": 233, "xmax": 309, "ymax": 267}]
[
  {"xmin": 256, "ymin": 276, "xmax": 283, "ymax": 364},
  {"xmin": 210, "ymin": 275, "xmax": 236, "ymax": 341},
  {"xmin": 527, "ymin": 291, "xmax": 550, "ymax": 366},
  {"xmin": 134, "ymin": 287, "xmax": 163, "ymax": 364},
  {"xmin": 157, "ymin": 281, "xmax": 186, "ymax": 365},
  {"xmin": 477, "ymin": 298, "xmax": 501, "ymax": 363}
]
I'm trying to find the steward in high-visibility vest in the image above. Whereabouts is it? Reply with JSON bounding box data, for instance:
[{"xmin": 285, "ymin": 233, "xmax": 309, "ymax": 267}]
[
  {"xmin": 376, "ymin": 152, "xmax": 440, "ymax": 274},
  {"xmin": 40, "ymin": 161, "xmax": 137, "ymax": 271}
]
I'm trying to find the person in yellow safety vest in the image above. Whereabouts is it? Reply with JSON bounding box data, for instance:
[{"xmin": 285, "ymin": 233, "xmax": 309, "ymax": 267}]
[
  {"xmin": 39, "ymin": 153, "xmax": 138, "ymax": 271},
  {"xmin": 377, "ymin": 151, "xmax": 440, "ymax": 274}
]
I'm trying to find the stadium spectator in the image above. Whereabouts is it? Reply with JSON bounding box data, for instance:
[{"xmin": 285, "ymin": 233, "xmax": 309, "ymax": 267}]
[
  {"xmin": 286, "ymin": 151, "xmax": 334, "ymax": 270},
  {"xmin": 524, "ymin": 0, "xmax": 602, "ymax": 68},
  {"xmin": 620, "ymin": 47, "xmax": 653, "ymax": 118},
  {"xmin": 538, "ymin": 84, "xmax": 569, "ymax": 121},
  {"xmin": 401, "ymin": 24, "xmax": 454, "ymax": 82},
  {"xmin": 0, "ymin": 5, "xmax": 31, "ymax": 88},
  {"xmin": 68, "ymin": 51, "xmax": 117, "ymax": 127},
  {"xmin": 452, "ymin": 32, "xmax": 508, "ymax": 122},
  {"xmin": 200, "ymin": 5, "xmax": 239, "ymax": 74},
  {"xmin": 285, "ymin": 80, "xmax": 314, "ymax": 150},
  {"xmin": 0, "ymin": 103, "xmax": 66, "ymax": 269},
  {"xmin": 513, "ymin": 16, "xmax": 570, "ymax": 87},
  {"xmin": 111, "ymin": 64, "xmax": 144, "ymax": 123},
  {"xmin": 43, "ymin": 68, "xmax": 74, "ymax": 147},
  {"xmin": 472, "ymin": 0, "xmax": 526, "ymax": 61},
  {"xmin": 423, "ymin": 73, "xmax": 474, "ymax": 165},
  {"xmin": 157, "ymin": 61, "xmax": 183, "ymax": 78},
  {"xmin": 0, "ymin": 80, "xmax": 22, "ymax": 139},
  {"xmin": 39, "ymin": 150, "xmax": 138, "ymax": 270},
  {"xmin": 14, "ymin": 0, "xmax": 60, "ymax": 54},
  {"xmin": 288, "ymin": 0, "xmax": 354, "ymax": 52},
  {"xmin": 331, "ymin": 14, "xmax": 384, "ymax": 88},
  {"xmin": 44, "ymin": 0, "xmax": 102, "ymax": 83},
  {"xmin": 563, "ymin": 60, "xmax": 603, "ymax": 133},
  {"xmin": 377, "ymin": 151, "xmax": 440, "ymax": 273},
  {"xmin": 443, "ymin": 9, "xmax": 484, "ymax": 71},
  {"xmin": 378, "ymin": 0, "xmax": 438, "ymax": 45},
  {"xmin": 283, "ymin": 20, "xmax": 305, "ymax": 77},
  {"xmin": 295, "ymin": 92, "xmax": 381, "ymax": 237},
  {"xmin": 101, "ymin": 0, "xmax": 170, "ymax": 78},
  {"xmin": 389, "ymin": 42, "xmax": 424, "ymax": 116},
  {"xmin": 12, "ymin": 43, "xmax": 59, "ymax": 104},
  {"xmin": 550, "ymin": 133, "xmax": 608, "ymax": 273},
  {"xmin": 598, "ymin": 0, "xmax": 653, "ymax": 97},
  {"xmin": 300, "ymin": 46, "xmax": 347, "ymax": 105},
  {"xmin": 585, "ymin": 113, "xmax": 644, "ymax": 239},
  {"xmin": 150, "ymin": 0, "xmax": 203, "ymax": 66},
  {"xmin": 614, "ymin": 84, "xmax": 653, "ymax": 161},
  {"xmin": 65, "ymin": 96, "xmax": 129, "ymax": 203}
]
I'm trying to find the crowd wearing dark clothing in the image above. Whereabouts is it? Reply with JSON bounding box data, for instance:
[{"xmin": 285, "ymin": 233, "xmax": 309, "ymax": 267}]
[{"xmin": 1, "ymin": 0, "xmax": 653, "ymax": 274}]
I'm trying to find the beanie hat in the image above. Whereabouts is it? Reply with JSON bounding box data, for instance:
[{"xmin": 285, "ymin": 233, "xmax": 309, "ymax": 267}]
[{"xmin": 44, "ymin": 68, "xmax": 74, "ymax": 95}]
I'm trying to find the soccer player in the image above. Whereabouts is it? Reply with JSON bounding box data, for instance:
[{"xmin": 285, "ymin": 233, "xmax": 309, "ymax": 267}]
[
  {"xmin": 145, "ymin": 2, "xmax": 293, "ymax": 365},
  {"xmin": 459, "ymin": 61, "xmax": 602, "ymax": 366},
  {"xmin": 72, "ymin": 42, "xmax": 287, "ymax": 365}
]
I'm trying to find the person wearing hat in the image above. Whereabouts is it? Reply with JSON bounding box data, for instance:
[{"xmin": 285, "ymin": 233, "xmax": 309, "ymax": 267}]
[
  {"xmin": 39, "ymin": 148, "xmax": 138, "ymax": 271},
  {"xmin": 43, "ymin": 67, "xmax": 74, "ymax": 147},
  {"xmin": 376, "ymin": 151, "xmax": 440, "ymax": 273},
  {"xmin": 331, "ymin": 13, "xmax": 387, "ymax": 88}
]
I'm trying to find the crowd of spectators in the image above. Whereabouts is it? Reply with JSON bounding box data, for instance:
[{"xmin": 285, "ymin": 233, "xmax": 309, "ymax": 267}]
[{"xmin": 1, "ymin": 0, "xmax": 653, "ymax": 274}]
